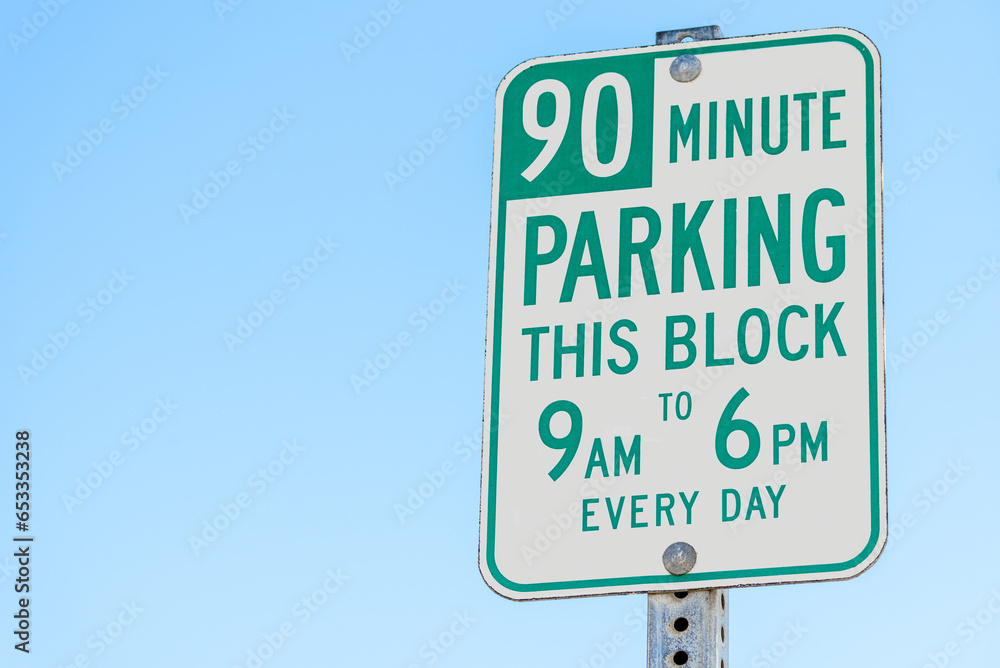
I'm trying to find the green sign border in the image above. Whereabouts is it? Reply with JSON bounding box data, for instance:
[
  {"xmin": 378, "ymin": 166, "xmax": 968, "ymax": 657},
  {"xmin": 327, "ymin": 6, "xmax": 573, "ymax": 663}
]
[{"xmin": 484, "ymin": 29, "xmax": 884, "ymax": 597}]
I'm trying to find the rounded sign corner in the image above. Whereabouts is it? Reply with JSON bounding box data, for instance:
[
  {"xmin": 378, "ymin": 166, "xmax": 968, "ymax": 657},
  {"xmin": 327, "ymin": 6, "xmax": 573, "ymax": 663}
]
[
  {"xmin": 826, "ymin": 26, "xmax": 882, "ymax": 55},
  {"xmin": 496, "ymin": 54, "xmax": 561, "ymax": 108},
  {"xmin": 823, "ymin": 27, "xmax": 883, "ymax": 69},
  {"xmin": 478, "ymin": 552, "xmax": 530, "ymax": 601},
  {"xmin": 854, "ymin": 518, "xmax": 889, "ymax": 576}
]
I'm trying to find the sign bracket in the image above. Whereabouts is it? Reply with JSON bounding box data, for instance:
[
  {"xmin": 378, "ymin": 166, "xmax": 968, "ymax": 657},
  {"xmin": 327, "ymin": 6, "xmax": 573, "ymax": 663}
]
[{"xmin": 655, "ymin": 25, "xmax": 722, "ymax": 45}]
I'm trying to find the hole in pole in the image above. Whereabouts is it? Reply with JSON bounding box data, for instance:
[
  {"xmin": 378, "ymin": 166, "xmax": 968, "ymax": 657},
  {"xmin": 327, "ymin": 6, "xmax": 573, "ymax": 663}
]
[
  {"xmin": 674, "ymin": 591, "xmax": 688, "ymax": 599},
  {"xmin": 673, "ymin": 650, "xmax": 689, "ymax": 665},
  {"xmin": 721, "ymin": 625, "xmax": 726, "ymax": 642},
  {"xmin": 673, "ymin": 617, "xmax": 689, "ymax": 632},
  {"xmin": 721, "ymin": 593, "xmax": 725, "ymax": 609}
]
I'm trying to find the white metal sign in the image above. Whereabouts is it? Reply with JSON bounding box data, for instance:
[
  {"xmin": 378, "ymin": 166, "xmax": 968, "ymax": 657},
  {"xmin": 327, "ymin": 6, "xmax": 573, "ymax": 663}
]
[{"xmin": 480, "ymin": 28, "xmax": 885, "ymax": 599}]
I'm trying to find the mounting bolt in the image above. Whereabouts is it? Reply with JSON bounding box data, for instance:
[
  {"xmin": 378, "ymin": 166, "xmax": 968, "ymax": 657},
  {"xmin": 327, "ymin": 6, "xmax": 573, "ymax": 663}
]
[
  {"xmin": 670, "ymin": 54, "xmax": 702, "ymax": 83},
  {"xmin": 663, "ymin": 542, "xmax": 697, "ymax": 575}
]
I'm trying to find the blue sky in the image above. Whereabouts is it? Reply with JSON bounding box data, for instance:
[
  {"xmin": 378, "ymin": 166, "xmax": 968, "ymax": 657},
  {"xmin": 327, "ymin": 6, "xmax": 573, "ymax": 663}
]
[{"xmin": 2, "ymin": 0, "xmax": 998, "ymax": 666}]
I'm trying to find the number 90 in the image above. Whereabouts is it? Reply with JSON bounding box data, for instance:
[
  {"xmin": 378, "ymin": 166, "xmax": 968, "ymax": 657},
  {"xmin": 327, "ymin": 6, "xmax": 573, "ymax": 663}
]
[{"xmin": 520, "ymin": 73, "xmax": 633, "ymax": 182}]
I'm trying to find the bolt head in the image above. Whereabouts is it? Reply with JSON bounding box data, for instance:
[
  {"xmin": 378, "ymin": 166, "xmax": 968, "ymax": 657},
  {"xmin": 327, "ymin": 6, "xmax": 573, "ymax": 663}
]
[
  {"xmin": 662, "ymin": 542, "xmax": 697, "ymax": 575},
  {"xmin": 669, "ymin": 54, "xmax": 702, "ymax": 83}
]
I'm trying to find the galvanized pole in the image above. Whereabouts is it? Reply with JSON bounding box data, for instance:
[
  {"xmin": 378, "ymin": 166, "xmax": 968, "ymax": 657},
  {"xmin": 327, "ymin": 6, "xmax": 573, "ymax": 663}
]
[
  {"xmin": 649, "ymin": 27, "xmax": 727, "ymax": 668},
  {"xmin": 648, "ymin": 589, "xmax": 728, "ymax": 668}
]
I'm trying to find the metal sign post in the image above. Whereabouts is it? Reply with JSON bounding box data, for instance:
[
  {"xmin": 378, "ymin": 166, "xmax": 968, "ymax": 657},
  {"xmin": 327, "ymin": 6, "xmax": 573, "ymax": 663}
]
[
  {"xmin": 648, "ymin": 26, "xmax": 728, "ymax": 668},
  {"xmin": 648, "ymin": 589, "xmax": 728, "ymax": 668}
]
